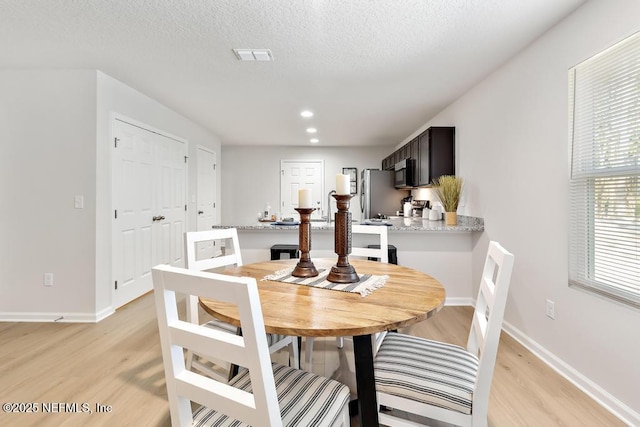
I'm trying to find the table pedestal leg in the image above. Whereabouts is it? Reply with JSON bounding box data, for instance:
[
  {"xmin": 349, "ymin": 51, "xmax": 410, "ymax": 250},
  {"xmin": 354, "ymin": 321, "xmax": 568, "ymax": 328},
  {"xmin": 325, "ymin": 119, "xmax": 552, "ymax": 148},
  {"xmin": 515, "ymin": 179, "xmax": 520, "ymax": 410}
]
[{"xmin": 353, "ymin": 334, "xmax": 379, "ymax": 426}]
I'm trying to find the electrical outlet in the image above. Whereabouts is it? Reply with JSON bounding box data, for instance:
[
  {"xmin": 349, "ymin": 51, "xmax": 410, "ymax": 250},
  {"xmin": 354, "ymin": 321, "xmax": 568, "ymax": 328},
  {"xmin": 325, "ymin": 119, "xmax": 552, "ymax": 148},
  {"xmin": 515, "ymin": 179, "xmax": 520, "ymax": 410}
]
[
  {"xmin": 44, "ymin": 273, "xmax": 54, "ymax": 287},
  {"xmin": 545, "ymin": 299, "xmax": 555, "ymax": 319}
]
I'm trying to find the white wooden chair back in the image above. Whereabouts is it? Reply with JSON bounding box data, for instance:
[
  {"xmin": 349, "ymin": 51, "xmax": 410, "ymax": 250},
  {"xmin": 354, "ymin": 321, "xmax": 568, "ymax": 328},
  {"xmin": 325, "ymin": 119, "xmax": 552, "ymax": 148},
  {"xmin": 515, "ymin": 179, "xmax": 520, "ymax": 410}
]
[
  {"xmin": 467, "ymin": 240, "xmax": 515, "ymax": 421},
  {"xmin": 352, "ymin": 224, "xmax": 389, "ymax": 349},
  {"xmin": 350, "ymin": 224, "xmax": 389, "ymax": 263},
  {"xmin": 152, "ymin": 265, "xmax": 282, "ymax": 427},
  {"xmin": 184, "ymin": 228, "xmax": 243, "ymax": 271},
  {"xmin": 184, "ymin": 228, "xmax": 242, "ymax": 325}
]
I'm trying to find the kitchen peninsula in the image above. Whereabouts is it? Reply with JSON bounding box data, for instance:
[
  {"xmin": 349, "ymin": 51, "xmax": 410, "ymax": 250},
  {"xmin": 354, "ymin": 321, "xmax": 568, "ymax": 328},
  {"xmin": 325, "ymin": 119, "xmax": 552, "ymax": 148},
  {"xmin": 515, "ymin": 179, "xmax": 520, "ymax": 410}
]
[{"xmin": 213, "ymin": 215, "xmax": 483, "ymax": 302}]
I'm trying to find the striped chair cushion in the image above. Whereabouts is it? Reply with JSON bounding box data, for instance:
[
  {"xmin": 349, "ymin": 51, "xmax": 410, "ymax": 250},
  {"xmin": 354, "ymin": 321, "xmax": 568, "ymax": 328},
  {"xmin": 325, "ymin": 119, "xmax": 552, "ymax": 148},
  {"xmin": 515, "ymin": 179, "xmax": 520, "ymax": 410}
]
[
  {"xmin": 374, "ymin": 332, "xmax": 479, "ymax": 415},
  {"xmin": 203, "ymin": 319, "xmax": 239, "ymax": 334},
  {"xmin": 192, "ymin": 363, "xmax": 350, "ymax": 426},
  {"xmin": 204, "ymin": 320, "xmax": 284, "ymax": 347}
]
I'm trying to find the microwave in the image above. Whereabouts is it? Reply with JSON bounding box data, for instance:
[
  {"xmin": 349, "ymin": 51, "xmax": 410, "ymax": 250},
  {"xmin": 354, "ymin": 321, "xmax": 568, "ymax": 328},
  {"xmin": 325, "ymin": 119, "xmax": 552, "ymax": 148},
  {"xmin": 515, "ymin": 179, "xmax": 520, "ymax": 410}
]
[{"xmin": 394, "ymin": 158, "xmax": 415, "ymax": 188}]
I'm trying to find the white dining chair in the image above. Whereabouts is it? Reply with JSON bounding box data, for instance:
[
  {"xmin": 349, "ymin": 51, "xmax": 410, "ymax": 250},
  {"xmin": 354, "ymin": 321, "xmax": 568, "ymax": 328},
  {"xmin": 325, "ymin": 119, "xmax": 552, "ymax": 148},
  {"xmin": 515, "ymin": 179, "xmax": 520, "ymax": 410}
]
[
  {"xmin": 152, "ymin": 265, "xmax": 351, "ymax": 427},
  {"xmin": 350, "ymin": 224, "xmax": 389, "ymax": 263},
  {"xmin": 184, "ymin": 229, "xmax": 299, "ymax": 382},
  {"xmin": 374, "ymin": 240, "xmax": 515, "ymax": 427},
  {"xmin": 304, "ymin": 224, "xmax": 389, "ymax": 369}
]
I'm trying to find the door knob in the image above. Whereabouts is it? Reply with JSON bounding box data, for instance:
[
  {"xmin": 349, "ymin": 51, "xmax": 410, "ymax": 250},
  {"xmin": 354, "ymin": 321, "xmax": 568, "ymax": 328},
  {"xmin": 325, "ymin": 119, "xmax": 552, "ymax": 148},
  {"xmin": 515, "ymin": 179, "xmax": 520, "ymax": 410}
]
[
  {"xmin": 197, "ymin": 211, "xmax": 204, "ymax": 215},
  {"xmin": 152, "ymin": 215, "xmax": 166, "ymax": 222}
]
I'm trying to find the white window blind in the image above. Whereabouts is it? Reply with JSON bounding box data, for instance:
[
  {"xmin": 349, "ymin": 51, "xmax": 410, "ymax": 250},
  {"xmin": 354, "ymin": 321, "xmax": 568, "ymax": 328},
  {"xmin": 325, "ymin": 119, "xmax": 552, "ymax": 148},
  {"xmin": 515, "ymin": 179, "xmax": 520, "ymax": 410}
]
[{"xmin": 569, "ymin": 31, "xmax": 640, "ymax": 309}]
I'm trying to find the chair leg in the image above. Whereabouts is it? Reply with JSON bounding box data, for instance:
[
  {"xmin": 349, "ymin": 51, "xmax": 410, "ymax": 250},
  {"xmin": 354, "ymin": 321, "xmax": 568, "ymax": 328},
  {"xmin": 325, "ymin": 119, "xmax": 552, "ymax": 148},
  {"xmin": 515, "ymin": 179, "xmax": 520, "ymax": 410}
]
[
  {"xmin": 185, "ymin": 349, "xmax": 195, "ymax": 370},
  {"xmin": 290, "ymin": 337, "xmax": 300, "ymax": 369},
  {"xmin": 306, "ymin": 336, "xmax": 345, "ymax": 370},
  {"xmin": 305, "ymin": 337, "xmax": 315, "ymax": 369},
  {"xmin": 373, "ymin": 331, "xmax": 387, "ymax": 356}
]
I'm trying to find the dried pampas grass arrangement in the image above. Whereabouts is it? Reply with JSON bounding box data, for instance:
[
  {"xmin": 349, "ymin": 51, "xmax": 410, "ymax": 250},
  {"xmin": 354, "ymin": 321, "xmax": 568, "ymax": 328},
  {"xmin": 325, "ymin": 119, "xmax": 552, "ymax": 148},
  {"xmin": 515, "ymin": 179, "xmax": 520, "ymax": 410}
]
[{"xmin": 433, "ymin": 175, "xmax": 463, "ymax": 213}]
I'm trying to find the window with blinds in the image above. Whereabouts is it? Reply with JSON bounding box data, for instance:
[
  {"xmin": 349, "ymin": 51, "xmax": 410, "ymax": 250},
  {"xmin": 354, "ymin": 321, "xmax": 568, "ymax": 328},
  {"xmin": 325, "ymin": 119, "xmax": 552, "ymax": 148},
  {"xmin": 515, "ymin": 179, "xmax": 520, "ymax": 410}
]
[{"xmin": 568, "ymin": 31, "xmax": 640, "ymax": 309}]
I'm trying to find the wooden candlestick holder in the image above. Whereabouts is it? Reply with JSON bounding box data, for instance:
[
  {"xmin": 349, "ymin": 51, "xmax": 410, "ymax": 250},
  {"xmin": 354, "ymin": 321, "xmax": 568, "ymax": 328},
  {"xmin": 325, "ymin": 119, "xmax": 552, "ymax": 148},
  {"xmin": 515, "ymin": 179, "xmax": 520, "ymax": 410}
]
[
  {"xmin": 291, "ymin": 208, "xmax": 319, "ymax": 278},
  {"xmin": 327, "ymin": 194, "xmax": 360, "ymax": 283}
]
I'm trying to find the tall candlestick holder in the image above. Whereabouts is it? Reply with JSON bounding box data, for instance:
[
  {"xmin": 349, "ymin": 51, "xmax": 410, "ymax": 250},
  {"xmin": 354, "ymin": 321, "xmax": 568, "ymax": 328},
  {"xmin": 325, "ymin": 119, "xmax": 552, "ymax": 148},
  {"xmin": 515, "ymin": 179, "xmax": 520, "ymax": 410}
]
[
  {"xmin": 291, "ymin": 208, "xmax": 319, "ymax": 278},
  {"xmin": 327, "ymin": 194, "xmax": 360, "ymax": 283}
]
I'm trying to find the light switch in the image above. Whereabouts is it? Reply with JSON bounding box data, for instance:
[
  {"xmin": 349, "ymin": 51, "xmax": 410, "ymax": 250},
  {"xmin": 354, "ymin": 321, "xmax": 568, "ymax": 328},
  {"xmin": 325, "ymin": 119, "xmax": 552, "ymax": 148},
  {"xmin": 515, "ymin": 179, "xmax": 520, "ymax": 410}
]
[
  {"xmin": 44, "ymin": 273, "xmax": 53, "ymax": 286},
  {"xmin": 74, "ymin": 195, "xmax": 84, "ymax": 209}
]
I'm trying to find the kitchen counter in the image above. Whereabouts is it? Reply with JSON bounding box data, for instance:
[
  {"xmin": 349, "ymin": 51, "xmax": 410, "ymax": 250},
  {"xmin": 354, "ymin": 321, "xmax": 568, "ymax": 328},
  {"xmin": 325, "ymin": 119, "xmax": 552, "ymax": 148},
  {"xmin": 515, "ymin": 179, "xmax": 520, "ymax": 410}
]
[
  {"xmin": 211, "ymin": 215, "xmax": 483, "ymax": 304},
  {"xmin": 213, "ymin": 215, "xmax": 484, "ymax": 232}
]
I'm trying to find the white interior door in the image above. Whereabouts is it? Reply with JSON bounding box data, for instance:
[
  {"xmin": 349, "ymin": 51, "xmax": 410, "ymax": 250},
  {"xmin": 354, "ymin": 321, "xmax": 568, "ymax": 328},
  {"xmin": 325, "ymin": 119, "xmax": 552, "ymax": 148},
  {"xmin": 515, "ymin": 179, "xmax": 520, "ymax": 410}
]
[
  {"xmin": 196, "ymin": 146, "xmax": 219, "ymax": 260},
  {"xmin": 154, "ymin": 136, "xmax": 186, "ymax": 267},
  {"xmin": 280, "ymin": 160, "xmax": 324, "ymax": 219},
  {"xmin": 112, "ymin": 119, "xmax": 186, "ymax": 309}
]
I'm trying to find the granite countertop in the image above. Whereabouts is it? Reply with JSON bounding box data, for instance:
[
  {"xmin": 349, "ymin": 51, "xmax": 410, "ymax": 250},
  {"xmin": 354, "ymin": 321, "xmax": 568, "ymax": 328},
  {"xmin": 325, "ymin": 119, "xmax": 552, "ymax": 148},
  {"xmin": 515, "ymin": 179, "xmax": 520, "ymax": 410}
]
[{"xmin": 213, "ymin": 215, "xmax": 484, "ymax": 232}]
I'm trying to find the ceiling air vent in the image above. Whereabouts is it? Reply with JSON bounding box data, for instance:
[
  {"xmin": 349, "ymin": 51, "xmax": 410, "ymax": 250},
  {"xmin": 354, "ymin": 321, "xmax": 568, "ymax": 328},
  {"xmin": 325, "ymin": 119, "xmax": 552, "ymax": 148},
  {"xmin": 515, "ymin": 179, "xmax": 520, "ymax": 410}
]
[{"xmin": 233, "ymin": 49, "xmax": 273, "ymax": 61}]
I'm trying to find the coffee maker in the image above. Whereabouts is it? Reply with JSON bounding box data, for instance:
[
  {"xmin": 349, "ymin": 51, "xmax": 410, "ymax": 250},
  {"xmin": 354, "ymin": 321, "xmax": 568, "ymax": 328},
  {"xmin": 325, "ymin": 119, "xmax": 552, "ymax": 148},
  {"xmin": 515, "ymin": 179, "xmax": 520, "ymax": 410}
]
[{"xmin": 411, "ymin": 199, "xmax": 429, "ymax": 217}]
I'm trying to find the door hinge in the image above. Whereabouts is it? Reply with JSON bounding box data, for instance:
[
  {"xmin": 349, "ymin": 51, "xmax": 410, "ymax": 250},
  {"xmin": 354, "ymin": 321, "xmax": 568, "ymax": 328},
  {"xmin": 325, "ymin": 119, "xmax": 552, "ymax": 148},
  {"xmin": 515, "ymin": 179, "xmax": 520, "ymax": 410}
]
[
  {"xmin": 184, "ymin": 156, "xmax": 188, "ymax": 163},
  {"xmin": 114, "ymin": 209, "xmax": 118, "ymax": 219},
  {"xmin": 213, "ymin": 163, "xmax": 216, "ymax": 170},
  {"xmin": 185, "ymin": 205, "xmax": 187, "ymax": 212},
  {"xmin": 114, "ymin": 280, "xmax": 118, "ymax": 290},
  {"xmin": 114, "ymin": 137, "xmax": 120, "ymax": 148},
  {"xmin": 213, "ymin": 202, "xmax": 216, "ymax": 208}
]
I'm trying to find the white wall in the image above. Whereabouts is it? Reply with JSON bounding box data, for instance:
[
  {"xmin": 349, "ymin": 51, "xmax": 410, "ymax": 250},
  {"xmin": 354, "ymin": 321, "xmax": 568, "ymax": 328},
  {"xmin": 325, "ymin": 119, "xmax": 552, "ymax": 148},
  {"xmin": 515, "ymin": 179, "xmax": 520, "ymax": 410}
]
[
  {"xmin": 407, "ymin": 0, "xmax": 640, "ymax": 422},
  {"xmin": 0, "ymin": 69, "xmax": 221, "ymax": 321},
  {"xmin": 221, "ymin": 145, "xmax": 390, "ymax": 225},
  {"xmin": 0, "ymin": 70, "xmax": 98, "ymax": 319}
]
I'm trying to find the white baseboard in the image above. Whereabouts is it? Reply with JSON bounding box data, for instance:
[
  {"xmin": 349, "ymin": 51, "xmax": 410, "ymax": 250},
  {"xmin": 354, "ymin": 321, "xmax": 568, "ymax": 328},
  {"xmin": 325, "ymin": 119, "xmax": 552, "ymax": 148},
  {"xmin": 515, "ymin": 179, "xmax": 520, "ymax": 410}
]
[
  {"xmin": 445, "ymin": 297, "xmax": 474, "ymax": 306},
  {"xmin": 94, "ymin": 307, "xmax": 116, "ymax": 322},
  {"xmin": 502, "ymin": 320, "xmax": 639, "ymax": 427},
  {"xmin": 0, "ymin": 307, "xmax": 115, "ymax": 323}
]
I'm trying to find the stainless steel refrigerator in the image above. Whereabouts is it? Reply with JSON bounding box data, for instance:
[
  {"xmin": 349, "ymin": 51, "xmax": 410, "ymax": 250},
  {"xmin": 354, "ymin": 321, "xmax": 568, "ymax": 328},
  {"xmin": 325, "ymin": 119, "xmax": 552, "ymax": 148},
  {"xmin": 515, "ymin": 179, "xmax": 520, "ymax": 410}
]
[{"xmin": 360, "ymin": 169, "xmax": 410, "ymax": 219}]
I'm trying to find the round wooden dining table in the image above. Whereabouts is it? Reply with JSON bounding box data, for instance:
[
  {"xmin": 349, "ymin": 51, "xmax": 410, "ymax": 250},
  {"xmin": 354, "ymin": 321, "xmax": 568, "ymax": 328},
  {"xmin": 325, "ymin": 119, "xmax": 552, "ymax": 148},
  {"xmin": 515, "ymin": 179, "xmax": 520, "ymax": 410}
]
[{"xmin": 199, "ymin": 257, "xmax": 446, "ymax": 427}]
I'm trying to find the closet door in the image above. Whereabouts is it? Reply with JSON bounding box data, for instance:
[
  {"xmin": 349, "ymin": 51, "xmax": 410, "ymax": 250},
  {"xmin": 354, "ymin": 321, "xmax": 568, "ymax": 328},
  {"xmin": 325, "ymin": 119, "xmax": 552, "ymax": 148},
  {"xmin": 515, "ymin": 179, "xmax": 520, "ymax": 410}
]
[
  {"xmin": 154, "ymin": 134, "xmax": 186, "ymax": 267},
  {"xmin": 195, "ymin": 147, "xmax": 218, "ymax": 260},
  {"xmin": 112, "ymin": 119, "xmax": 186, "ymax": 309}
]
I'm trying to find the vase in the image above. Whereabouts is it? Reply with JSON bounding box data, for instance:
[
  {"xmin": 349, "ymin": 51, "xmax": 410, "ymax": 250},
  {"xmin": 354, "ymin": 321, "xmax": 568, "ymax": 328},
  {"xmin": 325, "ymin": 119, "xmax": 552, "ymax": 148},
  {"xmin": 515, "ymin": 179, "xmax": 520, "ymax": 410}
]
[{"xmin": 445, "ymin": 211, "xmax": 457, "ymax": 226}]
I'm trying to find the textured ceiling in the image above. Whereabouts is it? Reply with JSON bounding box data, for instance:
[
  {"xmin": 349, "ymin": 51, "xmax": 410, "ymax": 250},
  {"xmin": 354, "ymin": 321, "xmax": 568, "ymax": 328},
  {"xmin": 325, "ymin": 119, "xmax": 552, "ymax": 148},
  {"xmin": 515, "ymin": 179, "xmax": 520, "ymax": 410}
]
[{"xmin": 0, "ymin": 0, "xmax": 585, "ymax": 147}]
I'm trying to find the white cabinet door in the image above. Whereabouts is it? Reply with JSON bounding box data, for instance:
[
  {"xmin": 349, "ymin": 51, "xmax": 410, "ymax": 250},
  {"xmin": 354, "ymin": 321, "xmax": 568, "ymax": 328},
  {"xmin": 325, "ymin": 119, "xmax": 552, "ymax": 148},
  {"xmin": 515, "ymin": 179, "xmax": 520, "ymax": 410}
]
[
  {"xmin": 280, "ymin": 160, "xmax": 324, "ymax": 219},
  {"xmin": 112, "ymin": 119, "xmax": 186, "ymax": 309}
]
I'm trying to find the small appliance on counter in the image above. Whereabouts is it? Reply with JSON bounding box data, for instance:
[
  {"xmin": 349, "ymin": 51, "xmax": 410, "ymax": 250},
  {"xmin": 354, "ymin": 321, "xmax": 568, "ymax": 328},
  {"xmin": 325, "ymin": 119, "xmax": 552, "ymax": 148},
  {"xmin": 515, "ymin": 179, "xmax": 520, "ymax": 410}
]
[
  {"xmin": 400, "ymin": 195, "xmax": 413, "ymax": 217},
  {"xmin": 411, "ymin": 200, "xmax": 429, "ymax": 217},
  {"xmin": 428, "ymin": 204, "xmax": 443, "ymax": 221}
]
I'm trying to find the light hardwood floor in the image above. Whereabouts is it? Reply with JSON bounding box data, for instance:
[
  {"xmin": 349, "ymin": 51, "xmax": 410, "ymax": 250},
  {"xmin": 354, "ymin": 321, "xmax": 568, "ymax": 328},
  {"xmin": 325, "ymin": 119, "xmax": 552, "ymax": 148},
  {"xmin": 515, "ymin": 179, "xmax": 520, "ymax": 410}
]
[{"xmin": 0, "ymin": 293, "xmax": 624, "ymax": 427}]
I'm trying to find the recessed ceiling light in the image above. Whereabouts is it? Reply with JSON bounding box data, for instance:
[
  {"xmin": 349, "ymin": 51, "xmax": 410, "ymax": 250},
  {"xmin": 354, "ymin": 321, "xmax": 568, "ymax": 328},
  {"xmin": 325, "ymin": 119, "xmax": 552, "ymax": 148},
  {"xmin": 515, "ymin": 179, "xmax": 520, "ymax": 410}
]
[
  {"xmin": 310, "ymin": 138, "xmax": 319, "ymax": 143},
  {"xmin": 306, "ymin": 128, "xmax": 317, "ymax": 134},
  {"xmin": 300, "ymin": 110, "xmax": 314, "ymax": 118}
]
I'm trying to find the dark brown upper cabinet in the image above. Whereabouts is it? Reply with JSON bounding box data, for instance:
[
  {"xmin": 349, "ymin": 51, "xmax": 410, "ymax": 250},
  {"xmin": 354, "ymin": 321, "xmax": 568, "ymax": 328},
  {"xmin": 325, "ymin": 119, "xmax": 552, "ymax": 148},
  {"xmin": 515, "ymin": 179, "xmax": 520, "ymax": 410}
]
[
  {"xmin": 416, "ymin": 127, "xmax": 455, "ymax": 186},
  {"xmin": 381, "ymin": 126, "xmax": 455, "ymax": 186}
]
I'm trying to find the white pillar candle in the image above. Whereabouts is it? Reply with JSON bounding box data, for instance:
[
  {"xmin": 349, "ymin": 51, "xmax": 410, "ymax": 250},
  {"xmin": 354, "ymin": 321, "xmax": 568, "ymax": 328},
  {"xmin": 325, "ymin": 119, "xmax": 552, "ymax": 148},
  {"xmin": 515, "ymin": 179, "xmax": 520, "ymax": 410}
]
[
  {"xmin": 336, "ymin": 173, "xmax": 350, "ymax": 195},
  {"xmin": 298, "ymin": 188, "xmax": 312, "ymax": 208}
]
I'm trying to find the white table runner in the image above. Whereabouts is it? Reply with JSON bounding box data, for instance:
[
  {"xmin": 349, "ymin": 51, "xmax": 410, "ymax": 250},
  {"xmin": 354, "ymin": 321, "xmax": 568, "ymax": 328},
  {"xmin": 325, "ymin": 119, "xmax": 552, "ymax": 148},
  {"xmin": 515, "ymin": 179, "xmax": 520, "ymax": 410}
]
[{"xmin": 262, "ymin": 267, "xmax": 387, "ymax": 297}]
